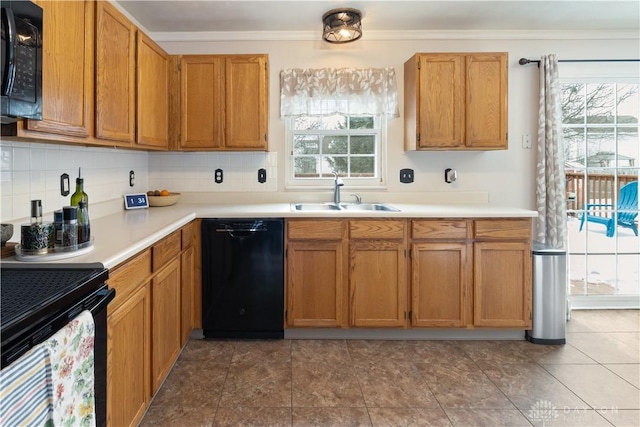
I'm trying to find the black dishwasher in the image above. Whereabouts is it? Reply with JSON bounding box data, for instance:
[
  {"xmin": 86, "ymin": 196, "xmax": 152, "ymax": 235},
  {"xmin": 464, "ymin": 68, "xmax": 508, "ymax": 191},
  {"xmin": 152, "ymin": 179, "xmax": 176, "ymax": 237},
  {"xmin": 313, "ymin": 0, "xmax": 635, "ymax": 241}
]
[{"xmin": 201, "ymin": 218, "xmax": 284, "ymax": 339}]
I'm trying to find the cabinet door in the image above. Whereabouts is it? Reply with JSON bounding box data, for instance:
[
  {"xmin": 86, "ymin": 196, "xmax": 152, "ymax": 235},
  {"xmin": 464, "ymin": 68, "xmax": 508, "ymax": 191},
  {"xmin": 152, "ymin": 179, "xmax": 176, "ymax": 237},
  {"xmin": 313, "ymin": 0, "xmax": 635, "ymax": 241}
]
[
  {"xmin": 25, "ymin": 0, "xmax": 93, "ymax": 138},
  {"xmin": 350, "ymin": 241, "xmax": 407, "ymax": 327},
  {"xmin": 411, "ymin": 242, "xmax": 471, "ymax": 327},
  {"xmin": 95, "ymin": 1, "xmax": 135, "ymax": 144},
  {"xmin": 466, "ymin": 53, "xmax": 508, "ymax": 149},
  {"xmin": 180, "ymin": 56, "xmax": 225, "ymax": 149},
  {"xmin": 151, "ymin": 258, "xmax": 181, "ymax": 394},
  {"xmin": 180, "ymin": 245, "xmax": 195, "ymax": 344},
  {"xmin": 287, "ymin": 241, "xmax": 346, "ymax": 327},
  {"xmin": 107, "ymin": 284, "xmax": 150, "ymax": 427},
  {"xmin": 474, "ymin": 242, "xmax": 532, "ymax": 328},
  {"xmin": 417, "ymin": 54, "xmax": 465, "ymax": 148},
  {"xmin": 224, "ymin": 55, "xmax": 268, "ymax": 150},
  {"xmin": 136, "ymin": 32, "xmax": 169, "ymax": 149}
]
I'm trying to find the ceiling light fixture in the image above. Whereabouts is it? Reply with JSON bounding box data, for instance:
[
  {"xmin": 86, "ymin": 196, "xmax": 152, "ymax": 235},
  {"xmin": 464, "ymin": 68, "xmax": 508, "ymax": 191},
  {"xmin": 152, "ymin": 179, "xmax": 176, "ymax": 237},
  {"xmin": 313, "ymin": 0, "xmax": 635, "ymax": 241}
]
[{"xmin": 322, "ymin": 8, "xmax": 362, "ymax": 44}]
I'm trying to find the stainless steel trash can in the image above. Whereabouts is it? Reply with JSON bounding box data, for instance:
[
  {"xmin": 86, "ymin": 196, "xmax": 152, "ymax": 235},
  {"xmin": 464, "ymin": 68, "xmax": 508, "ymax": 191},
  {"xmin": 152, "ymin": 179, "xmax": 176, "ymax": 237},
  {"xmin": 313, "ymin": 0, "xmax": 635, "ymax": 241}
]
[{"xmin": 525, "ymin": 241, "xmax": 567, "ymax": 345}]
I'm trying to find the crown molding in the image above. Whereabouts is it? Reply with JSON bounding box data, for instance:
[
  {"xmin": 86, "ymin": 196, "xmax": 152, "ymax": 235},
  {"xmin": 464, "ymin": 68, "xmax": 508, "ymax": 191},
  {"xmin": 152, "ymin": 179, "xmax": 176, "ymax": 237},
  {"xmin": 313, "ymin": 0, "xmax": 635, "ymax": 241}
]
[{"xmin": 150, "ymin": 29, "xmax": 640, "ymax": 43}]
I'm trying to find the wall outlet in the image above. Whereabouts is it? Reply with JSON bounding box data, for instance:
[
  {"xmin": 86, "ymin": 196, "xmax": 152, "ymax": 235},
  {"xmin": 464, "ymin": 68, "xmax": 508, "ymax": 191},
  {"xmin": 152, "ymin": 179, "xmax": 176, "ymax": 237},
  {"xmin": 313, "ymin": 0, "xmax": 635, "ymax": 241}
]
[
  {"xmin": 258, "ymin": 168, "xmax": 267, "ymax": 183},
  {"xmin": 214, "ymin": 169, "xmax": 223, "ymax": 183},
  {"xmin": 400, "ymin": 168, "xmax": 414, "ymax": 184},
  {"xmin": 60, "ymin": 173, "xmax": 70, "ymax": 196},
  {"xmin": 522, "ymin": 134, "xmax": 532, "ymax": 149}
]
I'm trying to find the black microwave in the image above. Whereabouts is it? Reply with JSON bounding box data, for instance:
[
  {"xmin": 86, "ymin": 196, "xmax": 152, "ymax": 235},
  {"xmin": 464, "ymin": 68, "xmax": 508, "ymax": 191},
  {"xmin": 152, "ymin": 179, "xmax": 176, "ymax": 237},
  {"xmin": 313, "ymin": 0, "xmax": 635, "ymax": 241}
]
[{"xmin": 1, "ymin": 0, "xmax": 42, "ymax": 123}]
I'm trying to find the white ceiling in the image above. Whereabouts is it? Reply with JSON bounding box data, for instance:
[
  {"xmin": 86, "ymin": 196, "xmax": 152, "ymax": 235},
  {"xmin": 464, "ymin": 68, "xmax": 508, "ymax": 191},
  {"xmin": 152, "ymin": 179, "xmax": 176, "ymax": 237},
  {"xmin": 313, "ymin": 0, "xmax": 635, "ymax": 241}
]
[{"xmin": 114, "ymin": 0, "xmax": 640, "ymax": 40}]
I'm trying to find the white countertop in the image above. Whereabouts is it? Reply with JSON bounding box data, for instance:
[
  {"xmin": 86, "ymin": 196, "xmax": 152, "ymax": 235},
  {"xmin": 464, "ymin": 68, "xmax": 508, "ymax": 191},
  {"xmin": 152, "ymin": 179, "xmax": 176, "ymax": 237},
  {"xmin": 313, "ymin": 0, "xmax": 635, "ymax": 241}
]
[{"xmin": 3, "ymin": 201, "xmax": 537, "ymax": 269}]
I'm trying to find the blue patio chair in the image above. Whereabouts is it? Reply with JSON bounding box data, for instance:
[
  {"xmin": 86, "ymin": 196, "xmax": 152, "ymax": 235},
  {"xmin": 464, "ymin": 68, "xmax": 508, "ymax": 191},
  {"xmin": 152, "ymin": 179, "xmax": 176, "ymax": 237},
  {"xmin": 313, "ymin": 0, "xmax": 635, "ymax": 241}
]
[{"xmin": 579, "ymin": 181, "xmax": 638, "ymax": 237}]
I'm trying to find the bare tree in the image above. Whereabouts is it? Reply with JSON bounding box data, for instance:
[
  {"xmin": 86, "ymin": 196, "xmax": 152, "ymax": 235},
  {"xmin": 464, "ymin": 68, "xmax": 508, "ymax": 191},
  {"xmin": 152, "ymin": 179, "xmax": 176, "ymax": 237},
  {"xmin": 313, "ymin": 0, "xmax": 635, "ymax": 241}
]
[{"xmin": 562, "ymin": 83, "xmax": 639, "ymax": 164}]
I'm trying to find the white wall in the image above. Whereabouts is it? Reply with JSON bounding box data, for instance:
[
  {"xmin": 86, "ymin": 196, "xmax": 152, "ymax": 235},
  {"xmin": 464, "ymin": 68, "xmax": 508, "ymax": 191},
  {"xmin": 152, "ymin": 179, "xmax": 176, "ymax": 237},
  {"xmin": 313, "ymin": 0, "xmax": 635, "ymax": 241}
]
[
  {"xmin": 1, "ymin": 35, "xmax": 637, "ymax": 224},
  {"xmin": 158, "ymin": 36, "xmax": 640, "ymax": 209}
]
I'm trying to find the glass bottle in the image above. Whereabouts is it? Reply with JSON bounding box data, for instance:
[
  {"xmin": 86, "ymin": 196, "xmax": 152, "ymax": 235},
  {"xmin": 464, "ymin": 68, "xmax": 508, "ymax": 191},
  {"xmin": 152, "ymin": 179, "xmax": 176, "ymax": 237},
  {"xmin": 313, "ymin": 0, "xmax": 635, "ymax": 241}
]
[
  {"xmin": 77, "ymin": 201, "xmax": 90, "ymax": 245},
  {"xmin": 70, "ymin": 167, "xmax": 89, "ymax": 208},
  {"xmin": 53, "ymin": 209, "xmax": 63, "ymax": 247},
  {"xmin": 61, "ymin": 206, "xmax": 78, "ymax": 251}
]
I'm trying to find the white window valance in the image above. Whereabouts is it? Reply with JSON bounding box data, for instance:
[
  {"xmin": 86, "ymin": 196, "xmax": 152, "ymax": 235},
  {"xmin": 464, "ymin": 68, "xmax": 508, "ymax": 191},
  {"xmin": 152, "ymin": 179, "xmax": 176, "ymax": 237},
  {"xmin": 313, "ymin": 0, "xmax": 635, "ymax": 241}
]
[{"xmin": 280, "ymin": 67, "xmax": 399, "ymax": 118}]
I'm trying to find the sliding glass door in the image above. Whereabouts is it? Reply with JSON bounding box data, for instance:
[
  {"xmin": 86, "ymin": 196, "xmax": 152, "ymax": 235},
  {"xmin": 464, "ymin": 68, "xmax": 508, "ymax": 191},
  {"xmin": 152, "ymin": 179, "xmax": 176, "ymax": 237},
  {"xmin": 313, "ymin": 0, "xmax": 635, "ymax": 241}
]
[{"xmin": 562, "ymin": 82, "xmax": 639, "ymax": 308}]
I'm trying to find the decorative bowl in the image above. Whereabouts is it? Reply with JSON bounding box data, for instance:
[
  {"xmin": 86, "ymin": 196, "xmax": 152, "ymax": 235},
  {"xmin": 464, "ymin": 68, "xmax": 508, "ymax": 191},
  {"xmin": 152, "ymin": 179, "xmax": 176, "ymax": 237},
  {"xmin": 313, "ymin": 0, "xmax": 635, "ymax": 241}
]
[
  {"xmin": 148, "ymin": 192, "xmax": 181, "ymax": 207},
  {"xmin": 1, "ymin": 223, "xmax": 14, "ymax": 246}
]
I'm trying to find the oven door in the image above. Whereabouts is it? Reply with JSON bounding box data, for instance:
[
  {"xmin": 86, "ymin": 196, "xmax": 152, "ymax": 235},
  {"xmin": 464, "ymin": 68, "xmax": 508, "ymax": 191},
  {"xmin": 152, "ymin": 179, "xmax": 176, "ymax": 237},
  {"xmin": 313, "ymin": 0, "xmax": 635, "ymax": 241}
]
[
  {"xmin": 0, "ymin": 285, "xmax": 115, "ymax": 427},
  {"xmin": 92, "ymin": 287, "xmax": 115, "ymax": 427}
]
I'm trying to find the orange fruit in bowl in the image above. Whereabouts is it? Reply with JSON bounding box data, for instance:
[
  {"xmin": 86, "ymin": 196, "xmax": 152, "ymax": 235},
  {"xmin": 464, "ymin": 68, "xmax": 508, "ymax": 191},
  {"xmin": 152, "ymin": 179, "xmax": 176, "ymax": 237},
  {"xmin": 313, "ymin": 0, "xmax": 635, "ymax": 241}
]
[{"xmin": 160, "ymin": 189, "xmax": 170, "ymax": 196}]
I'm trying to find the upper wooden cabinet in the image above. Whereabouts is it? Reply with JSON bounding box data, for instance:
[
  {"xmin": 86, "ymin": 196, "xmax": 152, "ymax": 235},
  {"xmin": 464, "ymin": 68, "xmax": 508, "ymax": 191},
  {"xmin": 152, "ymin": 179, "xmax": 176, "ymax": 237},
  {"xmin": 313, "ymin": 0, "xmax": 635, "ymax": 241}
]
[
  {"xmin": 136, "ymin": 32, "xmax": 169, "ymax": 150},
  {"xmin": 178, "ymin": 56, "xmax": 224, "ymax": 150},
  {"xmin": 10, "ymin": 0, "xmax": 94, "ymax": 141},
  {"xmin": 225, "ymin": 56, "xmax": 269, "ymax": 150},
  {"xmin": 3, "ymin": 1, "xmax": 171, "ymax": 150},
  {"xmin": 178, "ymin": 54, "xmax": 269, "ymax": 151},
  {"xmin": 404, "ymin": 52, "xmax": 508, "ymax": 150},
  {"xmin": 95, "ymin": 1, "xmax": 136, "ymax": 145}
]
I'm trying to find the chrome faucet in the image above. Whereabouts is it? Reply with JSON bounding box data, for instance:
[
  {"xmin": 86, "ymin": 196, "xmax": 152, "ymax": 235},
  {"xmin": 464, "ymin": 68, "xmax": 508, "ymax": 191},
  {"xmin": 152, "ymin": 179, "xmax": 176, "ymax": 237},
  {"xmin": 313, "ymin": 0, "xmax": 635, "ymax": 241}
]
[{"xmin": 332, "ymin": 171, "xmax": 344, "ymax": 204}]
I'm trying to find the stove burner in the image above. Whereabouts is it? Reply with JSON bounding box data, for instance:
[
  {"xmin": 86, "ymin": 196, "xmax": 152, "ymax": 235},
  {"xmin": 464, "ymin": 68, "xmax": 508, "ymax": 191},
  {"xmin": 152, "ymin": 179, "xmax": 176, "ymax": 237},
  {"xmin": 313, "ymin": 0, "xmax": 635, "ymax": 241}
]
[{"xmin": 1, "ymin": 269, "xmax": 102, "ymax": 323}]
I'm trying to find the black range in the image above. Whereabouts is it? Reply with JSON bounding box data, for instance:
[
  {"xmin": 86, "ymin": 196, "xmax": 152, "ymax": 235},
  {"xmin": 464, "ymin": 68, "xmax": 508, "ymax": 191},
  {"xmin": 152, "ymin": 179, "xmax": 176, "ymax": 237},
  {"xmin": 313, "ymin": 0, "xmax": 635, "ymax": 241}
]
[{"xmin": 1, "ymin": 262, "xmax": 114, "ymax": 427}]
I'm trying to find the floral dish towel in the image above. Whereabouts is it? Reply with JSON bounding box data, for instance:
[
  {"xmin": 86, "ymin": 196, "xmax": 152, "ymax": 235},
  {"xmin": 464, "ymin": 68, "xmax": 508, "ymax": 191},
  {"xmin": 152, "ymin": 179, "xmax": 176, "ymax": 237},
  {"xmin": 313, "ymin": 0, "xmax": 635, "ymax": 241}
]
[{"xmin": 43, "ymin": 310, "xmax": 96, "ymax": 427}]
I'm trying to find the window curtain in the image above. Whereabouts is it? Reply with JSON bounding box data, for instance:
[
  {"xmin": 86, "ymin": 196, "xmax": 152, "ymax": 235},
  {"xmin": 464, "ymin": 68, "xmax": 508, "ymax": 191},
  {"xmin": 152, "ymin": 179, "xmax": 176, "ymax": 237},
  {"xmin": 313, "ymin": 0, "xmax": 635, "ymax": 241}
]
[
  {"xmin": 536, "ymin": 54, "xmax": 567, "ymax": 249},
  {"xmin": 280, "ymin": 68, "xmax": 399, "ymax": 118}
]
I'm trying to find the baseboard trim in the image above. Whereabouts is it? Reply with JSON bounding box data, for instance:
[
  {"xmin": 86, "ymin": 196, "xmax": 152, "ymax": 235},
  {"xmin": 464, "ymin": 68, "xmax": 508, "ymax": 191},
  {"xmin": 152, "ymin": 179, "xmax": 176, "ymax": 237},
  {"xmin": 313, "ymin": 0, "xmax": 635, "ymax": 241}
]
[
  {"xmin": 284, "ymin": 328, "xmax": 525, "ymax": 340},
  {"xmin": 569, "ymin": 295, "xmax": 640, "ymax": 310}
]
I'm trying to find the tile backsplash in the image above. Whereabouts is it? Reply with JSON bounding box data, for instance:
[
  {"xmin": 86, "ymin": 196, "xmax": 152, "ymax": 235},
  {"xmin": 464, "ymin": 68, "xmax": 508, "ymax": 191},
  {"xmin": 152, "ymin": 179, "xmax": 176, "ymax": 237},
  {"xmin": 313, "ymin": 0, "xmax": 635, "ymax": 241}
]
[
  {"xmin": 0, "ymin": 141, "xmax": 149, "ymax": 221},
  {"xmin": 148, "ymin": 151, "xmax": 277, "ymax": 194},
  {"xmin": 0, "ymin": 141, "xmax": 277, "ymax": 222}
]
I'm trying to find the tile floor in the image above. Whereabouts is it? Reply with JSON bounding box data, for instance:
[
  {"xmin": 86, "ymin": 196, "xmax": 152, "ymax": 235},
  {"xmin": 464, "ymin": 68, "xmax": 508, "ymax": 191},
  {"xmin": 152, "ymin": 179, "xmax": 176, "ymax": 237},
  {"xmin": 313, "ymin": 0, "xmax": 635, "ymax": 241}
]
[{"xmin": 140, "ymin": 310, "xmax": 640, "ymax": 426}]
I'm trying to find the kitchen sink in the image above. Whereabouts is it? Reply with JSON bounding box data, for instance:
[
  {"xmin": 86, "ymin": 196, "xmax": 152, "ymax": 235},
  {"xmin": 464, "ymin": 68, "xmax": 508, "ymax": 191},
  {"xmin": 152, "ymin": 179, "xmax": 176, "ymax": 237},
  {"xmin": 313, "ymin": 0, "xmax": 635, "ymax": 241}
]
[
  {"xmin": 339, "ymin": 203, "xmax": 400, "ymax": 212},
  {"xmin": 291, "ymin": 203, "xmax": 342, "ymax": 211},
  {"xmin": 291, "ymin": 202, "xmax": 400, "ymax": 212}
]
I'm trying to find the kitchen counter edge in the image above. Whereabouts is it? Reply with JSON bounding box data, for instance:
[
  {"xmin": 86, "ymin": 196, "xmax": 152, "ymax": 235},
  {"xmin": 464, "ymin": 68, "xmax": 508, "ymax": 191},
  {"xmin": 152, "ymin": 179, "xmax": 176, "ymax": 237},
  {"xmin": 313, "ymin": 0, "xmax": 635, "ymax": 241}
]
[{"xmin": 2, "ymin": 202, "xmax": 537, "ymax": 269}]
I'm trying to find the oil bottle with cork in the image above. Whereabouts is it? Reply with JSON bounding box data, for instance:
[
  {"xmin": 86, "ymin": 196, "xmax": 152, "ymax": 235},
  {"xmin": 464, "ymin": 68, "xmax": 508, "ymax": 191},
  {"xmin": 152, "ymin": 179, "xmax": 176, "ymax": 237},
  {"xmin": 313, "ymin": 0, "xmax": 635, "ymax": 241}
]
[{"xmin": 71, "ymin": 167, "xmax": 91, "ymax": 245}]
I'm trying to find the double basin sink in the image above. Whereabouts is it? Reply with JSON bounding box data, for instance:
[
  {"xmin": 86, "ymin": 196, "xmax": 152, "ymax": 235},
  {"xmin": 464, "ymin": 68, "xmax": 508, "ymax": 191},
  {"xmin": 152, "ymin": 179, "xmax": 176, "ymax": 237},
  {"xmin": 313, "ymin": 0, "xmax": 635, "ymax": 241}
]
[{"xmin": 291, "ymin": 202, "xmax": 400, "ymax": 212}]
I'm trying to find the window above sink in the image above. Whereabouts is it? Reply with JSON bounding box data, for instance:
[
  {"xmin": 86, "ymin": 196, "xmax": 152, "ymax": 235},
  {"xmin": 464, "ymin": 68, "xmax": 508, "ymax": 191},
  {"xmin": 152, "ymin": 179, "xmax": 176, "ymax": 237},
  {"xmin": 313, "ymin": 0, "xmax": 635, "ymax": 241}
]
[{"xmin": 285, "ymin": 114, "xmax": 386, "ymax": 189}]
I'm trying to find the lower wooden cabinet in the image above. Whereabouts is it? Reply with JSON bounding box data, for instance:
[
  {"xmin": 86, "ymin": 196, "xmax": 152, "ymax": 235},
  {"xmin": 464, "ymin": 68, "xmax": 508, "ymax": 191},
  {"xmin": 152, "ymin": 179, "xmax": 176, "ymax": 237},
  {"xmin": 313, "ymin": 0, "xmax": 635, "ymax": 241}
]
[
  {"xmin": 107, "ymin": 284, "xmax": 151, "ymax": 427},
  {"xmin": 285, "ymin": 217, "xmax": 532, "ymax": 331},
  {"xmin": 180, "ymin": 245, "xmax": 195, "ymax": 344},
  {"xmin": 107, "ymin": 221, "xmax": 199, "ymax": 427},
  {"xmin": 287, "ymin": 241, "xmax": 346, "ymax": 327},
  {"xmin": 151, "ymin": 257, "xmax": 182, "ymax": 394},
  {"xmin": 411, "ymin": 242, "xmax": 471, "ymax": 327},
  {"xmin": 349, "ymin": 220, "xmax": 408, "ymax": 328},
  {"xmin": 286, "ymin": 220, "xmax": 347, "ymax": 327},
  {"xmin": 474, "ymin": 241, "xmax": 532, "ymax": 328},
  {"xmin": 350, "ymin": 240, "xmax": 407, "ymax": 327}
]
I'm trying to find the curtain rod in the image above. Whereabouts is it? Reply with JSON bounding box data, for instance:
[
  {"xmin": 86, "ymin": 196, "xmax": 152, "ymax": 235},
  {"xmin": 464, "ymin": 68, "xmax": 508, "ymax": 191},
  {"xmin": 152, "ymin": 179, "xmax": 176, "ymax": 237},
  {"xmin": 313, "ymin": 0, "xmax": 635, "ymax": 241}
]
[{"xmin": 519, "ymin": 58, "xmax": 640, "ymax": 65}]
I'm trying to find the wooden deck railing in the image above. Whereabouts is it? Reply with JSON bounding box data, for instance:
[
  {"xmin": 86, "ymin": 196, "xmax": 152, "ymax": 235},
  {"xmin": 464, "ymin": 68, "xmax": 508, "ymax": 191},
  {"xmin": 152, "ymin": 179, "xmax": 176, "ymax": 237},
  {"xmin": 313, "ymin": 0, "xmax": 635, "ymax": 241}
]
[{"xmin": 566, "ymin": 172, "xmax": 638, "ymax": 214}]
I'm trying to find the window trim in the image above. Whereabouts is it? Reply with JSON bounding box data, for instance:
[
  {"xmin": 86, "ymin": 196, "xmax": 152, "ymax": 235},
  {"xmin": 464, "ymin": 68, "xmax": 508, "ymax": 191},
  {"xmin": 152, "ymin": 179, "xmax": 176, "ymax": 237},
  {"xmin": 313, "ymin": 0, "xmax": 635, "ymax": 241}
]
[{"xmin": 284, "ymin": 115, "xmax": 388, "ymax": 190}]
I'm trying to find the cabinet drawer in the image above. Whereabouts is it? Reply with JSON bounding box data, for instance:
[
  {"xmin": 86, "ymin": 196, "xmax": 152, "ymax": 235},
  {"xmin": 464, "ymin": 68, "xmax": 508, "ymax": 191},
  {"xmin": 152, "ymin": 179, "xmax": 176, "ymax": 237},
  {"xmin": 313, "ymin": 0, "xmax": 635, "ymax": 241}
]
[
  {"xmin": 181, "ymin": 222, "xmax": 194, "ymax": 249},
  {"xmin": 474, "ymin": 219, "xmax": 532, "ymax": 240},
  {"xmin": 108, "ymin": 249, "xmax": 152, "ymax": 312},
  {"xmin": 412, "ymin": 220, "xmax": 470, "ymax": 239},
  {"xmin": 288, "ymin": 220, "xmax": 345, "ymax": 240},
  {"xmin": 350, "ymin": 220, "xmax": 405, "ymax": 240},
  {"xmin": 152, "ymin": 231, "xmax": 181, "ymax": 271}
]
